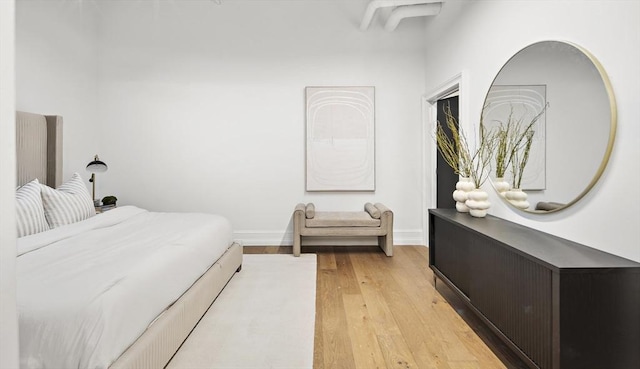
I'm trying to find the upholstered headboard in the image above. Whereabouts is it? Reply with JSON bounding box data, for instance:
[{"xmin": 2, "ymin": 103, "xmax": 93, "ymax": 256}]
[{"xmin": 16, "ymin": 111, "xmax": 63, "ymax": 187}]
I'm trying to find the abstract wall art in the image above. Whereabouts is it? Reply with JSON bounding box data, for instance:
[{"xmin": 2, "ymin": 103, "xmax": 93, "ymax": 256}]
[{"xmin": 305, "ymin": 86, "xmax": 375, "ymax": 191}]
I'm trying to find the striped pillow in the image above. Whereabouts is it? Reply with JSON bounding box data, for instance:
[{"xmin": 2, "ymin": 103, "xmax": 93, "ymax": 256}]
[
  {"xmin": 41, "ymin": 173, "xmax": 96, "ymax": 228},
  {"xmin": 16, "ymin": 179, "xmax": 50, "ymax": 238}
]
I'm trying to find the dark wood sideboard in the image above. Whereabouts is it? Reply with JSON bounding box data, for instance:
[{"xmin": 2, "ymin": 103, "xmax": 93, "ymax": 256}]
[{"xmin": 428, "ymin": 209, "xmax": 640, "ymax": 369}]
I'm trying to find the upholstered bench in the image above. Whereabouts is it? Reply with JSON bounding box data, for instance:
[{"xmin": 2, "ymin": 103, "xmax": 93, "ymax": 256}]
[{"xmin": 293, "ymin": 202, "xmax": 393, "ymax": 257}]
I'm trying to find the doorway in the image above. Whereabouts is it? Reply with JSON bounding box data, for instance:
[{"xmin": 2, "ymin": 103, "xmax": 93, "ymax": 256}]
[
  {"xmin": 422, "ymin": 71, "xmax": 468, "ymax": 245},
  {"xmin": 436, "ymin": 95, "xmax": 459, "ymax": 209}
]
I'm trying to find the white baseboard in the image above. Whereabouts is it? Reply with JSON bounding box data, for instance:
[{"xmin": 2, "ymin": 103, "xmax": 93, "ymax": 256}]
[{"xmin": 234, "ymin": 229, "xmax": 425, "ymax": 247}]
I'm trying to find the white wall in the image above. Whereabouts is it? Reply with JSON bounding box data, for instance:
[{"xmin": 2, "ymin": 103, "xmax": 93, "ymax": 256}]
[
  {"xmin": 423, "ymin": 0, "xmax": 640, "ymax": 262},
  {"xmin": 0, "ymin": 0, "xmax": 19, "ymax": 367},
  {"xmin": 16, "ymin": 0, "xmax": 101, "ymax": 188},
  {"xmin": 18, "ymin": 0, "xmax": 637, "ymax": 259},
  {"xmin": 96, "ymin": 0, "xmax": 427, "ymax": 245}
]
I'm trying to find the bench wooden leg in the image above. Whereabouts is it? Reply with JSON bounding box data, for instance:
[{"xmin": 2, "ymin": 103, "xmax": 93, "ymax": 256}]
[
  {"xmin": 378, "ymin": 235, "xmax": 393, "ymax": 256},
  {"xmin": 293, "ymin": 233, "xmax": 301, "ymax": 257}
]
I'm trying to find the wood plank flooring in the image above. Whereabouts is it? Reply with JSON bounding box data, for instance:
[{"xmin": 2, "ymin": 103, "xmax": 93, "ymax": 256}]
[{"xmin": 244, "ymin": 246, "xmax": 529, "ymax": 369}]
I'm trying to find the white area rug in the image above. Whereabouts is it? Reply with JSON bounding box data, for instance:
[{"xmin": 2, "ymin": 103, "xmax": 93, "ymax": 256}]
[{"xmin": 167, "ymin": 254, "xmax": 317, "ymax": 369}]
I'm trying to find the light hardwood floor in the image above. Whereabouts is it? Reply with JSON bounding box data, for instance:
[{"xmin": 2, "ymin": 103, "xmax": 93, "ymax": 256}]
[{"xmin": 244, "ymin": 246, "xmax": 528, "ymax": 369}]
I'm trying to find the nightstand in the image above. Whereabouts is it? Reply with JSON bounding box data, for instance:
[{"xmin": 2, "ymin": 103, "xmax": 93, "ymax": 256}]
[{"xmin": 95, "ymin": 204, "xmax": 116, "ymax": 214}]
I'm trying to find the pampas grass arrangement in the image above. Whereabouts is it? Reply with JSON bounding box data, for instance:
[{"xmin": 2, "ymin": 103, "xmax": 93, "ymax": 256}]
[
  {"xmin": 435, "ymin": 102, "xmax": 472, "ymax": 179},
  {"xmin": 485, "ymin": 103, "xmax": 548, "ymax": 189},
  {"xmin": 469, "ymin": 118, "xmax": 495, "ymax": 188},
  {"xmin": 507, "ymin": 104, "xmax": 547, "ymax": 189},
  {"xmin": 493, "ymin": 111, "xmax": 512, "ymax": 179},
  {"xmin": 435, "ymin": 100, "xmax": 548, "ymax": 197},
  {"xmin": 512, "ymin": 128, "xmax": 535, "ymax": 189},
  {"xmin": 435, "ymin": 102, "xmax": 494, "ymax": 189}
]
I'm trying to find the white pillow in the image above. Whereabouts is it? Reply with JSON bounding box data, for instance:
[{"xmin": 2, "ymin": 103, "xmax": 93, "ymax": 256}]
[
  {"xmin": 16, "ymin": 179, "xmax": 50, "ymax": 238},
  {"xmin": 41, "ymin": 173, "xmax": 96, "ymax": 228}
]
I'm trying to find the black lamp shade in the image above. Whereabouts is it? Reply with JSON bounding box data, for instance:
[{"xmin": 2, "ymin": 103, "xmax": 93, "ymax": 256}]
[{"xmin": 86, "ymin": 155, "xmax": 108, "ymax": 173}]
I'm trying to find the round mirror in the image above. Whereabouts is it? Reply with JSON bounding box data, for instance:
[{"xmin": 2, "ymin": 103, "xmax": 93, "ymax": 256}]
[{"xmin": 482, "ymin": 41, "xmax": 616, "ymax": 213}]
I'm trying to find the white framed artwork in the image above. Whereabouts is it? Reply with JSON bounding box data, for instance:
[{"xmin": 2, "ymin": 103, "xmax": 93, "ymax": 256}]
[{"xmin": 305, "ymin": 86, "xmax": 375, "ymax": 192}]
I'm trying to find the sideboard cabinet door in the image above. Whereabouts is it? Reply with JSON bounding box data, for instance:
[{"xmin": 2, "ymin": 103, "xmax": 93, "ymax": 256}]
[
  {"xmin": 470, "ymin": 236, "xmax": 552, "ymax": 369},
  {"xmin": 430, "ymin": 215, "xmax": 471, "ymax": 297},
  {"xmin": 558, "ymin": 270, "xmax": 640, "ymax": 368}
]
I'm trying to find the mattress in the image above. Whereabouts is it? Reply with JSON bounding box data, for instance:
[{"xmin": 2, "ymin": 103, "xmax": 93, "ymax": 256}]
[{"xmin": 16, "ymin": 206, "xmax": 234, "ymax": 369}]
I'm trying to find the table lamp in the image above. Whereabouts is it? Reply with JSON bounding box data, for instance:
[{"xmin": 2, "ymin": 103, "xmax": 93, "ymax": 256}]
[{"xmin": 86, "ymin": 155, "xmax": 108, "ymax": 206}]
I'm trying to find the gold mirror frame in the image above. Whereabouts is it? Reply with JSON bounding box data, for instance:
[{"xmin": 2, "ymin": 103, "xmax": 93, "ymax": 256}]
[{"xmin": 483, "ymin": 40, "xmax": 617, "ymax": 213}]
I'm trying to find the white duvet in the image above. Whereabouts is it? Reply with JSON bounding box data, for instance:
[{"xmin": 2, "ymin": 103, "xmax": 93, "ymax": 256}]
[{"xmin": 17, "ymin": 206, "xmax": 234, "ymax": 369}]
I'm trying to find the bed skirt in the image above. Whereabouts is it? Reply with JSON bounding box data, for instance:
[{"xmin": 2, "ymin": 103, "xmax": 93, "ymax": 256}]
[{"xmin": 109, "ymin": 241, "xmax": 243, "ymax": 369}]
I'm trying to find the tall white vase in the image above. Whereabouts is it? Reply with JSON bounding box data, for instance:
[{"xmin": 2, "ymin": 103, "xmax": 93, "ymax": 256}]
[
  {"xmin": 506, "ymin": 188, "xmax": 529, "ymax": 210},
  {"xmin": 493, "ymin": 177, "xmax": 511, "ymax": 197},
  {"xmin": 466, "ymin": 189, "xmax": 491, "ymax": 218},
  {"xmin": 452, "ymin": 177, "xmax": 475, "ymax": 213}
]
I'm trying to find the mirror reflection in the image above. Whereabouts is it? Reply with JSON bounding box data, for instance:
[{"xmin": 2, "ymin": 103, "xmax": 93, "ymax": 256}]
[{"xmin": 482, "ymin": 41, "xmax": 616, "ymax": 213}]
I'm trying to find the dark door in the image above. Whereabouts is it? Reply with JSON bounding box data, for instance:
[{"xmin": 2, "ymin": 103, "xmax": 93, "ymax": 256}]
[{"xmin": 436, "ymin": 96, "xmax": 459, "ymax": 209}]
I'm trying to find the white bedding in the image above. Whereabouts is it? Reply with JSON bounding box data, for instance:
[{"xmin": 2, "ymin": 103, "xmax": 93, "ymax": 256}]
[{"xmin": 17, "ymin": 206, "xmax": 234, "ymax": 369}]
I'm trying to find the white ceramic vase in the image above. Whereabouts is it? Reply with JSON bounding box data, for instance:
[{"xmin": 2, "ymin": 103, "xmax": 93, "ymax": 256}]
[
  {"xmin": 506, "ymin": 188, "xmax": 530, "ymax": 210},
  {"xmin": 493, "ymin": 177, "xmax": 511, "ymax": 197},
  {"xmin": 453, "ymin": 177, "xmax": 475, "ymax": 213},
  {"xmin": 466, "ymin": 189, "xmax": 491, "ymax": 218}
]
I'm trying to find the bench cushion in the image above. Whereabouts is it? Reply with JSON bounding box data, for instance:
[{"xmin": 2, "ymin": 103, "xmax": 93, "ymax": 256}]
[
  {"xmin": 305, "ymin": 211, "xmax": 381, "ymax": 228},
  {"xmin": 364, "ymin": 203, "xmax": 381, "ymax": 219},
  {"xmin": 305, "ymin": 203, "xmax": 315, "ymax": 219}
]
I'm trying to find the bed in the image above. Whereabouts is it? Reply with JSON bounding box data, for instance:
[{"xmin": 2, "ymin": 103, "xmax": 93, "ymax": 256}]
[{"xmin": 15, "ymin": 111, "xmax": 242, "ymax": 369}]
